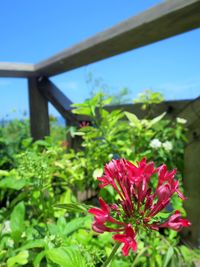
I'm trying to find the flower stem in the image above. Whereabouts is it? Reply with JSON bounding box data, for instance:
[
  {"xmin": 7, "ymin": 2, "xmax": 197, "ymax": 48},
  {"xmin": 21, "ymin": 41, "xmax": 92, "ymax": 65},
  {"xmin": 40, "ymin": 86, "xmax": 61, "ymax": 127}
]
[
  {"xmin": 131, "ymin": 247, "xmax": 148, "ymax": 267},
  {"xmin": 102, "ymin": 243, "xmax": 121, "ymax": 267}
]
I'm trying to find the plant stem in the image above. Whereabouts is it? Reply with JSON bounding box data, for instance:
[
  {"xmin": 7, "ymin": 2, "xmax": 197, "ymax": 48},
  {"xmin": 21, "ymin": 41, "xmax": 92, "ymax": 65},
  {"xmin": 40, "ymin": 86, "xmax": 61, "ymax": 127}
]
[
  {"xmin": 102, "ymin": 243, "xmax": 121, "ymax": 267},
  {"xmin": 131, "ymin": 247, "xmax": 148, "ymax": 267}
]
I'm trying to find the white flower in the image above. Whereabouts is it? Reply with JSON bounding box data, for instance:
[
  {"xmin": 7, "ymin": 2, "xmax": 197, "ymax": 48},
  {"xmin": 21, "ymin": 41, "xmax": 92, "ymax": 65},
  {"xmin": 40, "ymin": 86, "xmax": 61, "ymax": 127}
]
[
  {"xmin": 2, "ymin": 220, "xmax": 11, "ymax": 234},
  {"xmin": 163, "ymin": 141, "xmax": 173, "ymax": 152},
  {"xmin": 150, "ymin": 139, "xmax": 162, "ymax": 149},
  {"xmin": 176, "ymin": 117, "xmax": 187, "ymax": 124}
]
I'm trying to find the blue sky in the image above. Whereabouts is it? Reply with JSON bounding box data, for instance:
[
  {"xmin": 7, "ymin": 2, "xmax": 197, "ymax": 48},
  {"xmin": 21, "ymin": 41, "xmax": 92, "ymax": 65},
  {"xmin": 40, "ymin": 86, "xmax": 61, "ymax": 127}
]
[{"xmin": 0, "ymin": 0, "xmax": 200, "ymax": 119}]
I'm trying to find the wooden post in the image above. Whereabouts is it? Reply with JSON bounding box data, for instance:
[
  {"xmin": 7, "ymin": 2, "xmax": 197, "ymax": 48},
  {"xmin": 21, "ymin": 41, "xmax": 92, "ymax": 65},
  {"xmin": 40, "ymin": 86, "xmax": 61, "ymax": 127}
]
[
  {"xmin": 184, "ymin": 140, "xmax": 200, "ymax": 247},
  {"xmin": 180, "ymin": 98, "xmax": 200, "ymax": 247},
  {"xmin": 28, "ymin": 77, "xmax": 50, "ymax": 140},
  {"xmin": 37, "ymin": 77, "xmax": 79, "ymax": 148}
]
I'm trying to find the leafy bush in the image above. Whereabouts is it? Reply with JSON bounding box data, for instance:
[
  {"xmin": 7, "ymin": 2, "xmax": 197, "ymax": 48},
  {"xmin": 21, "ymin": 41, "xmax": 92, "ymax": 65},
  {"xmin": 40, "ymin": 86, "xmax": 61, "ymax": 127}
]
[{"xmin": 0, "ymin": 91, "xmax": 199, "ymax": 266}]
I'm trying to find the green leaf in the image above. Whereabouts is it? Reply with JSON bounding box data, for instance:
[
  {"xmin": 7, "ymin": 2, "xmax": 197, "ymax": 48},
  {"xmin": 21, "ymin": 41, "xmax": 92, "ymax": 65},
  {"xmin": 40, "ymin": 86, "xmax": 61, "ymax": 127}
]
[
  {"xmin": 7, "ymin": 250, "xmax": 29, "ymax": 267},
  {"xmin": 149, "ymin": 112, "xmax": 166, "ymax": 127},
  {"xmin": 46, "ymin": 246, "xmax": 86, "ymax": 267},
  {"xmin": 55, "ymin": 203, "xmax": 90, "ymax": 213},
  {"xmin": 10, "ymin": 201, "xmax": 25, "ymax": 241},
  {"xmin": 16, "ymin": 239, "xmax": 45, "ymax": 252},
  {"xmin": 0, "ymin": 170, "xmax": 9, "ymax": 176},
  {"xmin": 93, "ymin": 168, "xmax": 103, "ymax": 179},
  {"xmin": 124, "ymin": 112, "xmax": 141, "ymax": 128},
  {"xmin": 33, "ymin": 251, "xmax": 46, "ymax": 267},
  {"xmin": 59, "ymin": 217, "xmax": 90, "ymax": 236},
  {"xmin": 0, "ymin": 177, "xmax": 27, "ymax": 190},
  {"xmin": 163, "ymin": 247, "xmax": 174, "ymax": 267},
  {"xmin": 72, "ymin": 107, "xmax": 92, "ymax": 116}
]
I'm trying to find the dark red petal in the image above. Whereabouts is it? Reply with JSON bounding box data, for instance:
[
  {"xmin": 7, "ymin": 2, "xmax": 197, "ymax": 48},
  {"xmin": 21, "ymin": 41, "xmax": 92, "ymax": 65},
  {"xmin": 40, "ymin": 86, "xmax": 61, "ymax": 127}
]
[
  {"xmin": 131, "ymin": 239, "xmax": 137, "ymax": 252},
  {"xmin": 99, "ymin": 197, "xmax": 110, "ymax": 213},
  {"xmin": 122, "ymin": 243, "xmax": 130, "ymax": 256},
  {"xmin": 179, "ymin": 219, "xmax": 191, "ymax": 227},
  {"xmin": 125, "ymin": 224, "xmax": 135, "ymax": 237},
  {"xmin": 88, "ymin": 208, "xmax": 104, "ymax": 216},
  {"xmin": 113, "ymin": 234, "xmax": 126, "ymax": 242}
]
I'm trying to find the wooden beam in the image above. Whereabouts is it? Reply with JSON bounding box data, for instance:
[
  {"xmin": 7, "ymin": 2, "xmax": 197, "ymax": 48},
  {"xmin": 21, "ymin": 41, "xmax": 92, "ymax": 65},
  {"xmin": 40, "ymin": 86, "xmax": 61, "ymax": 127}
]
[
  {"xmin": 35, "ymin": 0, "xmax": 200, "ymax": 77},
  {"xmin": 28, "ymin": 77, "xmax": 50, "ymax": 140},
  {"xmin": 37, "ymin": 77, "xmax": 78, "ymax": 124},
  {"xmin": 1, "ymin": 0, "xmax": 200, "ymax": 78},
  {"xmin": 177, "ymin": 96, "xmax": 200, "ymax": 127},
  {"xmin": 0, "ymin": 62, "xmax": 35, "ymax": 78}
]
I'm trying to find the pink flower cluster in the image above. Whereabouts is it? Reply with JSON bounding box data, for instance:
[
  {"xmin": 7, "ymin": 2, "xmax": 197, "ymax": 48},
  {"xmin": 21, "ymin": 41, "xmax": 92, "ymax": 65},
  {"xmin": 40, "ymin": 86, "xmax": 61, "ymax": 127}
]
[{"xmin": 88, "ymin": 158, "xmax": 191, "ymax": 256}]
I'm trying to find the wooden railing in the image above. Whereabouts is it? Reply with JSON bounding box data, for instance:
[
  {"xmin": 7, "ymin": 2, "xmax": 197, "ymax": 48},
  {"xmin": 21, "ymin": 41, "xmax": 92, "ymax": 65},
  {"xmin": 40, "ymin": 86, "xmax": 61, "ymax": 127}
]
[{"xmin": 0, "ymin": 0, "xmax": 199, "ymax": 139}]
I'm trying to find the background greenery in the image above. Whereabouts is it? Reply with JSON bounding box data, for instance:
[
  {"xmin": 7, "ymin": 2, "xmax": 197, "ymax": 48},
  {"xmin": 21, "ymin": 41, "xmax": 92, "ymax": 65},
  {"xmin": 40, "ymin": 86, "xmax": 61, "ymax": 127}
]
[{"xmin": 0, "ymin": 90, "xmax": 199, "ymax": 266}]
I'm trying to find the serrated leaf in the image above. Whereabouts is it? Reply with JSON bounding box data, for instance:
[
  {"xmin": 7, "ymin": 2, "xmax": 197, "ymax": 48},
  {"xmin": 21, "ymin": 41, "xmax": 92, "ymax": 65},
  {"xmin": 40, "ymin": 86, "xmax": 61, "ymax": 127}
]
[
  {"xmin": 10, "ymin": 201, "xmax": 25, "ymax": 241},
  {"xmin": 7, "ymin": 250, "xmax": 29, "ymax": 267},
  {"xmin": 46, "ymin": 246, "xmax": 86, "ymax": 267}
]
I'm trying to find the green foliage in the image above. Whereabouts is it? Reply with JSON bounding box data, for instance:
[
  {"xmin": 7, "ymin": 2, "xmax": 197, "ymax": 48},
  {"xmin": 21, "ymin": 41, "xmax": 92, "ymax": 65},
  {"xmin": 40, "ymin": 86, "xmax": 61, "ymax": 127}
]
[
  {"xmin": 46, "ymin": 246, "xmax": 86, "ymax": 267},
  {"xmin": 10, "ymin": 202, "xmax": 25, "ymax": 241},
  {"xmin": 134, "ymin": 89, "xmax": 164, "ymax": 110},
  {"xmin": 7, "ymin": 250, "xmax": 29, "ymax": 267},
  {"xmin": 0, "ymin": 91, "xmax": 199, "ymax": 266}
]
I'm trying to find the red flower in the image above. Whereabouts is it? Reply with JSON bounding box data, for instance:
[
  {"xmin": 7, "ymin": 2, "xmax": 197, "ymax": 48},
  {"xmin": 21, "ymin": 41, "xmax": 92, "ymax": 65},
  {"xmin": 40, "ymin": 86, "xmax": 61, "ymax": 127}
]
[
  {"xmin": 60, "ymin": 140, "xmax": 68, "ymax": 148},
  {"xmin": 88, "ymin": 198, "xmax": 110, "ymax": 223},
  {"xmin": 89, "ymin": 158, "xmax": 190, "ymax": 256},
  {"xmin": 79, "ymin": 121, "xmax": 90, "ymax": 128},
  {"xmin": 113, "ymin": 224, "xmax": 137, "ymax": 256},
  {"xmin": 157, "ymin": 210, "xmax": 191, "ymax": 231},
  {"xmin": 157, "ymin": 164, "xmax": 186, "ymax": 200}
]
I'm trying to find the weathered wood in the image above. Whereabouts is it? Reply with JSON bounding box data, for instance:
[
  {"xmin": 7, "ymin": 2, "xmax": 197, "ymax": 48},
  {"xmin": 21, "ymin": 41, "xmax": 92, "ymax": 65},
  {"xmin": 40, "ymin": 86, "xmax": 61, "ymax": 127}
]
[
  {"xmin": 0, "ymin": 62, "xmax": 34, "ymax": 78},
  {"xmin": 37, "ymin": 77, "xmax": 78, "ymax": 124},
  {"xmin": 184, "ymin": 140, "xmax": 200, "ymax": 247},
  {"xmin": 28, "ymin": 77, "xmax": 50, "ymax": 140},
  {"xmin": 177, "ymin": 96, "xmax": 200, "ymax": 127},
  {"xmin": 35, "ymin": 0, "xmax": 200, "ymax": 77},
  {"xmin": 105, "ymin": 100, "xmax": 191, "ymax": 119},
  {"xmin": 1, "ymin": 1, "xmax": 200, "ymax": 78},
  {"xmin": 75, "ymin": 100, "xmax": 191, "ymax": 122},
  {"xmin": 179, "ymin": 97, "xmax": 200, "ymax": 247}
]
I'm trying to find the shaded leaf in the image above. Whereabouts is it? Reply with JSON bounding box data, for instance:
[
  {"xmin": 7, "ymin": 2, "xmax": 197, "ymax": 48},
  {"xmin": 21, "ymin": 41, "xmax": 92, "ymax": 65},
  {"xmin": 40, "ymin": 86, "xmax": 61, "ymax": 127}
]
[
  {"xmin": 163, "ymin": 247, "xmax": 174, "ymax": 267},
  {"xmin": 10, "ymin": 201, "xmax": 25, "ymax": 241},
  {"xmin": 33, "ymin": 251, "xmax": 46, "ymax": 267}
]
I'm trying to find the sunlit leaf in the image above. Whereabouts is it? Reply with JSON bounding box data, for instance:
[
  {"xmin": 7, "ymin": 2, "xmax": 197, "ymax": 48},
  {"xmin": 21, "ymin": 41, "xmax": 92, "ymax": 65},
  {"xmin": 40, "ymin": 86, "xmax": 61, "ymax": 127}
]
[
  {"xmin": 7, "ymin": 250, "xmax": 29, "ymax": 267},
  {"xmin": 46, "ymin": 246, "xmax": 86, "ymax": 267},
  {"xmin": 0, "ymin": 177, "xmax": 27, "ymax": 190},
  {"xmin": 124, "ymin": 112, "xmax": 141, "ymax": 128}
]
